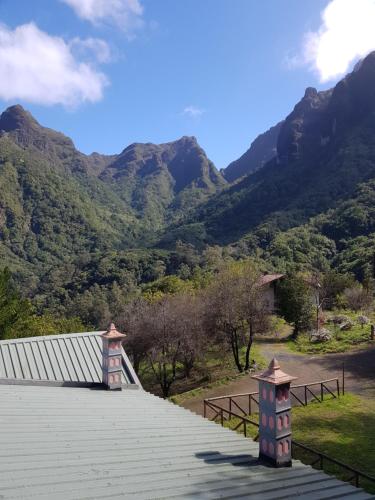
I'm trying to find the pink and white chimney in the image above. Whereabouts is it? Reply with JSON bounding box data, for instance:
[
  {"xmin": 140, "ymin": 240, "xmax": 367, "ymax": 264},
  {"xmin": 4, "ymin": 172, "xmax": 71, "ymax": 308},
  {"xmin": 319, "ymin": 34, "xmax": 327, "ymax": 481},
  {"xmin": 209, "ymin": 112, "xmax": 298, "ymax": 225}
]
[
  {"xmin": 101, "ymin": 323, "xmax": 126, "ymax": 390},
  {"xmin": 252, "ymin": 358, "xmax": 297, "ymax": 467}
]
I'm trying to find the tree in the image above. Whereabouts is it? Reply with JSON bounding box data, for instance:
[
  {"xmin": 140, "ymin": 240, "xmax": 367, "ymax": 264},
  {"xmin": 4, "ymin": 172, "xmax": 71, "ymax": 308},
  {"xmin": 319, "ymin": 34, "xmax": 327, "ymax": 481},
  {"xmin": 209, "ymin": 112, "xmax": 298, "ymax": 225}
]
[
  {"xmin": 205, "ymin": 261, "xmax": 267, "ymax": 372},
  {"xmin": 117, "ymin": 298, "xmax": 154, "ymax": 376},
  {"xmin": 119, "ymin": 292, "xmax": 205, "ymax": 397},
  {"xmin": 170, "ymin": 293, "xmax": 205, "ymax": 378},
  {"xmin": 0, "ymin": 268, "xmax": 32, "ymax": 340},
  {"xmin": 278, "ymin": 275, "xmax": 314, "ymax": 338},
  {"xmin": 146, "ymin": 297, "xmax": 183, "ymax": 398},
  {"xmin": 240, "ymin": 262, "xmax": 270, "ymax": 370}
]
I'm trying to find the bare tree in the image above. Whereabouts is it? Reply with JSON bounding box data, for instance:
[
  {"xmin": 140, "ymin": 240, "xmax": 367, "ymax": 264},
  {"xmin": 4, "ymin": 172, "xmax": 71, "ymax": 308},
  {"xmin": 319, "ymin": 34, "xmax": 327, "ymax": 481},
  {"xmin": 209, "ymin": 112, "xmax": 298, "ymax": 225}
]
[
  {"xmin": 240, "ymin": 262, "xmax": 270, "ymax": 371},
  {"xmin": 116, "ymin": 298, "xmax": 153, "ymax": 376},
  {"xmin": 204, "ymin": 266, "xmax": 244, "ymax": 372},
  {"xmin": 147, "ymin": 297, "xmax": 184, "ymax": 398},
  {"xmin": 173, "ymin": 293, "xmax": 205, "ymax": 378},
  {"xmin": 206, "ymin": 262, "xmax": 267, "ymax": 372}
]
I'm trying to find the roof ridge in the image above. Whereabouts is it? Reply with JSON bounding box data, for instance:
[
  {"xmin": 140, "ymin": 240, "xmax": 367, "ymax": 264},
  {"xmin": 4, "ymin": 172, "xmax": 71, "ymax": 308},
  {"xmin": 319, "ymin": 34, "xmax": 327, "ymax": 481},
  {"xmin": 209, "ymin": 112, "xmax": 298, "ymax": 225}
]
[{"xmin": 0, "ymin": 331, "xmax": 106, "ymax": 345}]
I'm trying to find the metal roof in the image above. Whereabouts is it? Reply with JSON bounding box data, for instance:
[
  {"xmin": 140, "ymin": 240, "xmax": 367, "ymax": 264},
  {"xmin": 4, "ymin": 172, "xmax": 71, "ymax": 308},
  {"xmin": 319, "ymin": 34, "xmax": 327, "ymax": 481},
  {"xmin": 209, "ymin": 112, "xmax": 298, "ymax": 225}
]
[
  {"xmin": 258, "ymin": 274, "xmax": 285, "ymax": 286},
  {"xmin": 0, "ymin": 383, "xmax": 372, "ymax": 500},
  {"xmin": 0, "ymin": 331, "xmax": 140, "ymax": 386}
]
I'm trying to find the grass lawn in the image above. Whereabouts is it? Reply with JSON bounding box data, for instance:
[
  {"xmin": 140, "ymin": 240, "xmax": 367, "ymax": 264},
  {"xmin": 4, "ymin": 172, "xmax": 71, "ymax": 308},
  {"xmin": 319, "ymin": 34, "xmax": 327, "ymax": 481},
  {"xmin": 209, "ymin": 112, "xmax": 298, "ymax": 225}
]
[{"xmin": 224, "ymin": 393, "xmax": 375, "ymax": 494}]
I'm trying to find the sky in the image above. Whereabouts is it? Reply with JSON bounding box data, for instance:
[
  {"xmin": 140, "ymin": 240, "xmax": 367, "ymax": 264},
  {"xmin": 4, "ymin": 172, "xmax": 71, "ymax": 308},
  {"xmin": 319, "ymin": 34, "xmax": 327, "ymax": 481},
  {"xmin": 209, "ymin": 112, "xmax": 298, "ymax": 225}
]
[{"xmin": 0, "ymin": 0, "xmax": 374, "ymax": 169}]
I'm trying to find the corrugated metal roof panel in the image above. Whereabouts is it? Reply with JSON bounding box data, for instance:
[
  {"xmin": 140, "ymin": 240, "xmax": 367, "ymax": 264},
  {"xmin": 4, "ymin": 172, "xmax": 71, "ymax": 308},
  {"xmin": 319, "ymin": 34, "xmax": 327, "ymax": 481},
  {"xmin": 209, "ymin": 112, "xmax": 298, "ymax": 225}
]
[
  {"xmin": 0, "ymin": 384, "xmax": 372, "ymax": 499},
  {"xmin": 0, "ymin": 331, "xmax": 140, "ymax": 386}
]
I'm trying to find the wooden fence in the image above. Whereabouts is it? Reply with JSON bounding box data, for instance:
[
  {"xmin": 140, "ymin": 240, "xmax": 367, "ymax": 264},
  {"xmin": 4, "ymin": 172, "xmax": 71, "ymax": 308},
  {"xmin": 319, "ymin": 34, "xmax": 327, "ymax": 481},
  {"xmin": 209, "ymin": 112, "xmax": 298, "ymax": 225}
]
[{"xmin": 202, "ymin": 376, "xmax": 375, "ymax": 492}]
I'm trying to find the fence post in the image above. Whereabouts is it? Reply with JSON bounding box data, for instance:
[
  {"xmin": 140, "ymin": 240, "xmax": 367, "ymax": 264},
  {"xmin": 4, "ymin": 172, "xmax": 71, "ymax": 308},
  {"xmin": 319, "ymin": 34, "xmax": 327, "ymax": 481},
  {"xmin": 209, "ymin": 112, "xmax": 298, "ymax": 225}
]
[
  {"xmin": 342, "ymin": 363, "xmax": 345, "ymax": 395},
  {"xmin": 371, "ymin": 324, "xmax": 374, "ymax": 341},
  {"xmin": 321, "ymin": 383, "xmax": 324, "ymax": 402},
  {"xmin": 304, "ymin": 386, "xmax": 307, "ymax": 406},
  {"xmin": 229, "ymin": 397, "xmax": 232, "ymax": 418},
  {"xmin": 336, "ymin": 378, "xmax": 340, "ymax": 397}
]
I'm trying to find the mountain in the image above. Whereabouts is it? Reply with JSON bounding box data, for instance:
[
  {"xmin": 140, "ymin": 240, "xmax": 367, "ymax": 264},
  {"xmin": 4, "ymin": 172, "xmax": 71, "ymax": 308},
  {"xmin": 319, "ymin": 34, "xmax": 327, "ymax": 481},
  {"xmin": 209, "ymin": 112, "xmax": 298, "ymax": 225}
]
[
  {"xmin": 167, "ymin": 51, "xmax": 375, "ymax": 248},
  {"xmin": 0, "ymin": 106, "xmax": 143, "ymax": 285},
  {"xmin": 0, "ymin": 105, "xmax": 224, "ymax": 283},
  {"xmin": 99, "ymin": 136, "xmax": 226, "ymax": 227},
  {"xmin": 4, "ymin": 51, "xmax": 375, "ymax": 313},
  {"xmin": 223, "ymin": 121, "xmax": 283, "ymax": 182}
]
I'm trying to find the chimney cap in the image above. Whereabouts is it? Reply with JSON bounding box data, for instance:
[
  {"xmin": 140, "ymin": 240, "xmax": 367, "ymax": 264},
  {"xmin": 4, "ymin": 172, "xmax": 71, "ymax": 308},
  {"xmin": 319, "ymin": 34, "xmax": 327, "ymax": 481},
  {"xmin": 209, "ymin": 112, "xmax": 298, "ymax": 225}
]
[
  {"xmin": 252, "ymin": 357, "xmax": 297, "ymax": 385},
  {"xmin": 101, "ymin": 322, "xmax": 126, "ymax": 340}
]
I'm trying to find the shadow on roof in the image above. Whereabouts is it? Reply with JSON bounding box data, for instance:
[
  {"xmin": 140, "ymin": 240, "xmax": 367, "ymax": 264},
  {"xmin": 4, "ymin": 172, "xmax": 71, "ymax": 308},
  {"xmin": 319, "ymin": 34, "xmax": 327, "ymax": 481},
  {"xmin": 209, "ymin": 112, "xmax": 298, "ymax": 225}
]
[{"xmin": 195, "ymin": 450, "xmax": 261, "ymax": 467}]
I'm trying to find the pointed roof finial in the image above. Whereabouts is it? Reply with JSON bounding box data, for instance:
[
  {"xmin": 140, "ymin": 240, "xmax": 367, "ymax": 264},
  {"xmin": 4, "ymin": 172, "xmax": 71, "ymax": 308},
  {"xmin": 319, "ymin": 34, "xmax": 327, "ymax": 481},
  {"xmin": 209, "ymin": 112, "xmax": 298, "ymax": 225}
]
[
  {"xmin": 101, "ymin": 322, "xmax": 126, "ymax": 340},
  {"xmin": 252, "ymin": 357, "xmax": 297, "ymax": 385}
]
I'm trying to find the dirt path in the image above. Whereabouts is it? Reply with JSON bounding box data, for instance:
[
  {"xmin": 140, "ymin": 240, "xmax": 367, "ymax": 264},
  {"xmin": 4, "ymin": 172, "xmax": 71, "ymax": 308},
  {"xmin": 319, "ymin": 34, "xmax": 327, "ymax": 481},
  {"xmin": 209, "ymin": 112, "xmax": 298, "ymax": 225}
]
[{"xmin": 180, "ymin": 342, "xmax": 375, "ymax": 416}]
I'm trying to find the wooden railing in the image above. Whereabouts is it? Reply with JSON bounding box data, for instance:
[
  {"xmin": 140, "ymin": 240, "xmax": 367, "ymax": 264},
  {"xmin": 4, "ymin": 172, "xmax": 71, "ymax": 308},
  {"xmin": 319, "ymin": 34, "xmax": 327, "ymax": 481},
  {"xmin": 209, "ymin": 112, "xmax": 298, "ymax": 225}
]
[
  {"xmin": 291, "ymin": 441, "xmax": 375, "ymax": 490},
  {"xmin": 203, "ymin": 377, "xmax": 340, "ymax": 420},
  {"xmin": 203, "ymin": 377, "xmax": 375, "ymax": 492}
]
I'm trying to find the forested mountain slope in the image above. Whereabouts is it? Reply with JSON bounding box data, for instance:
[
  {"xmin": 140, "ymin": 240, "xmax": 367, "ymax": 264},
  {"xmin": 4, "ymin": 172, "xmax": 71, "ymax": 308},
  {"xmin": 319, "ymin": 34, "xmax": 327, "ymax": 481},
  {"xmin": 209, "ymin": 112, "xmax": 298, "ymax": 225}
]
[
  {"xmin": 0, "ymin": 107, "xmax": 141, "ymax": 278},
  {"xmin": 168, "ymin": 51, "xmax": 375, "ymax": 248},
  {"xmin": 0, "ymin": 105, "xmax": 225, "ymax": 284},
  {"xmin": 99, "ymin": 136, "xmax": 226, "ymax": 227}
]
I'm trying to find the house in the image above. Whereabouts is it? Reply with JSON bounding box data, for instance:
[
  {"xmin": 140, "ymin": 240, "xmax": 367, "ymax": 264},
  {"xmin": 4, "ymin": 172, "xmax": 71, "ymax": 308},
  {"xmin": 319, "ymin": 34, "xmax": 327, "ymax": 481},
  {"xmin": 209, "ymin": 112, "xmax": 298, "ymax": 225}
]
[
  {"xmin": 0, "ymin": 326, "xmax": 372, "ymax": 499},
  {"xmin": 259, "ymin": 273, "xmax": 285, "ymax": 312}
]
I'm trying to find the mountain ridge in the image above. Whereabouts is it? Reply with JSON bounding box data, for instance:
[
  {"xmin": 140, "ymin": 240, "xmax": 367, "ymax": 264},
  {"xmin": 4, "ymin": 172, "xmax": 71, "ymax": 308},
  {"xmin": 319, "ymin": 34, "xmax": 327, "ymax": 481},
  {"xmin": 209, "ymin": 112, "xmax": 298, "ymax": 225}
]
[
  {"xmin": 160, "ymin": 51, "xmax": 375, "ymax": 249},
  {"xmin": 223, "ymin": 120, "xmax": 283, "ymax": 182}
]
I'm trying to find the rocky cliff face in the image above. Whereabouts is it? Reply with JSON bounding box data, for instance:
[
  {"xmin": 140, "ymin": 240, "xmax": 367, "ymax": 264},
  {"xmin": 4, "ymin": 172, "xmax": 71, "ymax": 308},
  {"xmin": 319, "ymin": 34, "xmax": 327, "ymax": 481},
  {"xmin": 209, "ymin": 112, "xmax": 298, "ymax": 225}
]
[
  {"xmin": 276, "ymin": 87, "xmax": 333, "ymax": 163},
  {"xmin": 223, "ymin": 121, "xmax": 283, "ymax": 182},
  {"xmin": 277, "ymin": 51, "xmax": 375, "ymax": 166}
]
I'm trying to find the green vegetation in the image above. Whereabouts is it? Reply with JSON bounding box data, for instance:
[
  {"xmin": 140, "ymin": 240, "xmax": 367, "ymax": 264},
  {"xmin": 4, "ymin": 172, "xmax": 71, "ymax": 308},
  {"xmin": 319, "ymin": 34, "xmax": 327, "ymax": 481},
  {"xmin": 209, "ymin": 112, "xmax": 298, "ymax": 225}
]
[
  {"xmin": 0, "ymin": 268, "xmax": 85, "ymax": 340},
  {"xmin": 290, "ymin": 310, "xmax": 375, "ymax": 354},
  {"xmin": 277, "ymin": 275, "xmax": 315, "ymax": 338}
]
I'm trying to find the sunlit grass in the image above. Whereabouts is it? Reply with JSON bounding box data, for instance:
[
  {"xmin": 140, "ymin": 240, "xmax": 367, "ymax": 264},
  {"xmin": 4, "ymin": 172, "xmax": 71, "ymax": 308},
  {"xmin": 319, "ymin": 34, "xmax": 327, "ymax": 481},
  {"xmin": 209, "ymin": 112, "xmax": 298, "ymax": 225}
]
[{"xmin": 223, "ymin": 393, "xmax": 375, "ymax": 494}]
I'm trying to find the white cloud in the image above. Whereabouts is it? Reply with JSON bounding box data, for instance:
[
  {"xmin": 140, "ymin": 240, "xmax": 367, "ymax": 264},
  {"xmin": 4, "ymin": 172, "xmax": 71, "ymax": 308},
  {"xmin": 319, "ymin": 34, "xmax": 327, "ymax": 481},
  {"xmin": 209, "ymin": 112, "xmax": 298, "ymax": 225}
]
[
  {"xmin": 302, "ymin": 0, "xmax": 375, "ymax": 82},
  {"xmin": 182, "ymin": 105, "xmax": 205, "ymax": 118},
  {"xmin": 0, "ymin": 23, "xmax": 108, "ymax": 107},
  {"xmin": 62, "ymin": 0, "xmax": 144, "ymax": 35},
  {"xmin": 70, "ymin": 37, "xmax": 112, "ymax": 63}
]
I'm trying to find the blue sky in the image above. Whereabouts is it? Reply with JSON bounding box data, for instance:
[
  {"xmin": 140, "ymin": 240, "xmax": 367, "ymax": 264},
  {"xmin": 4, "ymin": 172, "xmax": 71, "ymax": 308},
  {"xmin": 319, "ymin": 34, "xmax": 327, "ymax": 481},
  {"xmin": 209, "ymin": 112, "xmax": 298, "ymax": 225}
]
[{"xmin": 0, "ymin": 0, "xmax": 372, "ymax": 169}]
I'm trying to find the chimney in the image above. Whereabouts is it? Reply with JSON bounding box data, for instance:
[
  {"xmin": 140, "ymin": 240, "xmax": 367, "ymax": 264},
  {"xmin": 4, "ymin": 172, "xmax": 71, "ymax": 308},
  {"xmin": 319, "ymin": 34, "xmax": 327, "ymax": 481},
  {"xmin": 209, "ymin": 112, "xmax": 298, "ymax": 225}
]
[
  {"xmin": 101, "ymin": 323, "xmax": 126, "ymax": 390},
  {"xmin": 252, "ymin": 358, "xmax": 297, "ymax": 467}
]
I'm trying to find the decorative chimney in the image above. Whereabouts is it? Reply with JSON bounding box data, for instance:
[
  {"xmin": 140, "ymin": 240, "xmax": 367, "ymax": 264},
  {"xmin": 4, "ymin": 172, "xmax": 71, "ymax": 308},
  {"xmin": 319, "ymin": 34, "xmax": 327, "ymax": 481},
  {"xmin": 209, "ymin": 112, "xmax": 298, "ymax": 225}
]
[
  {"xmin": 252, "ymin": 358, "xmax": 297, "ymax": 467},
  {"xmin": 101, "ymin": 323, "xmax": 126, "ymax": 390}
]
